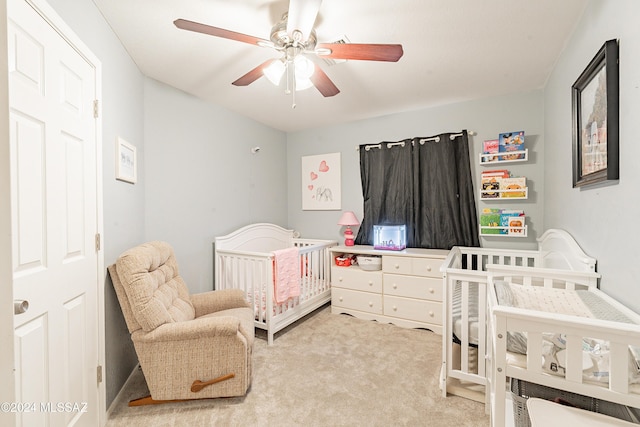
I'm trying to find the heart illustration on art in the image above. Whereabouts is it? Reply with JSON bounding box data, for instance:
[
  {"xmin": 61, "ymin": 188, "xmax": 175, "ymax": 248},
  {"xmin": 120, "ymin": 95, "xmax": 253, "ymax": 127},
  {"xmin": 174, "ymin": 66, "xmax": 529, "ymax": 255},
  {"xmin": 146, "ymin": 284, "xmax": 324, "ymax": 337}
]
[
  {"xmin": 318, "ymin": 161, "xmax": 329, "ymax": 172},
  {"xmin": 308, "ymin": 185, "xmax": 314, "ymax": 190},
  {"xmin": 310, "ymin": 172, "xmax": 318, "ymax": 180}
]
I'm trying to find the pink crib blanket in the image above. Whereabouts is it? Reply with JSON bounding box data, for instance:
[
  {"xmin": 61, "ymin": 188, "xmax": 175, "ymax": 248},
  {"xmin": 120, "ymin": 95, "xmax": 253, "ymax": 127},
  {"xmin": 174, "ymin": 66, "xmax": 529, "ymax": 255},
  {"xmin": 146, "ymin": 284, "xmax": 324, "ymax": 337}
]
[{"xmin": 273, "ymin": 247, "xmax": 300, "ymax": 304}]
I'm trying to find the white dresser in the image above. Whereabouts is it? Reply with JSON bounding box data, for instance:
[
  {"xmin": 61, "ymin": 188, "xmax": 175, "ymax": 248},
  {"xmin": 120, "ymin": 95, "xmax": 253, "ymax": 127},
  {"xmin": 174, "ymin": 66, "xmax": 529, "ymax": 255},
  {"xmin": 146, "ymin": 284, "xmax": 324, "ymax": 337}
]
[{"xmin": 330, "ymin": 245, "xmax": 449, "ymax": 334}]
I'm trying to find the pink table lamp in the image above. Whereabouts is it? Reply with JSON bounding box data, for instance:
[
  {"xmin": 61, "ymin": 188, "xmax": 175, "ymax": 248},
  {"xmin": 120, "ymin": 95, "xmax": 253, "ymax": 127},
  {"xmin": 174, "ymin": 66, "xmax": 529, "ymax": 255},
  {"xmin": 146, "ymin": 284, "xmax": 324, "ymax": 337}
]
[{"xmin": 338, "ymin": 211, "xmax": 360, "ymax": 246}]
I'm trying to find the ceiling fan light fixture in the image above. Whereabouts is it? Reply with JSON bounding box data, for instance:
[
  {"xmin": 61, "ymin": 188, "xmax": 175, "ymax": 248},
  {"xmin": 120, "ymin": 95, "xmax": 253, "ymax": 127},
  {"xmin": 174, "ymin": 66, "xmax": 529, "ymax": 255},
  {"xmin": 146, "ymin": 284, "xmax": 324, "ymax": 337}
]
[
  {"xmin": 264, "ymin": 55, "xmax": 314, "ymax": 92},
  {"xmin": 294, "ymin": 55, "xmax": 314, "ymax": 80},
  {"xmin": 295, "ymin": 77, "xmax": 314, "ymax": 91},
  {"xmin": 263, "ymin": 59, "xmax": 286, "ymax": 85}
]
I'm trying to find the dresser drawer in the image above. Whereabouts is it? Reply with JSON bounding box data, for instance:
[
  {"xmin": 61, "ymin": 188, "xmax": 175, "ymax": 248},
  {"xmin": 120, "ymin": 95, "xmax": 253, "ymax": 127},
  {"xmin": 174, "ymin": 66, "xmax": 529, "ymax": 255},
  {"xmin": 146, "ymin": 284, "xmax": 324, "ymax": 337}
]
[
  {"xmin": 331, "ymin": 267, "xmax": 382, "ymax": 293},
  {"xmin": 382, "ymin": 256, "xmax": 443, "ymax": 278},
  {"xmin": 383, "ymin": 296, "xmax": 442, "ymax": 325},
  {"xmin": 332, "ymin": 288, "xmax": 383, "ymax": 314},
  {"xmin": 383, "ymin": 274, "xmax": 442, "ymax": 302},
  {"xmin": 412, "ymin": 258, "xmax": 444, "ymax": 278}
]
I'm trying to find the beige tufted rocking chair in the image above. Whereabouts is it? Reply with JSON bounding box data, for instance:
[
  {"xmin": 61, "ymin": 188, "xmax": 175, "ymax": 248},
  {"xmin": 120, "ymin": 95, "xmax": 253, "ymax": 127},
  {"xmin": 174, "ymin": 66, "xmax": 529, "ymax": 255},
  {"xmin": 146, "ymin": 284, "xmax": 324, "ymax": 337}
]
[{"xmin": 108, "ymin": 241, "xmax": 254, "ymax": 406}]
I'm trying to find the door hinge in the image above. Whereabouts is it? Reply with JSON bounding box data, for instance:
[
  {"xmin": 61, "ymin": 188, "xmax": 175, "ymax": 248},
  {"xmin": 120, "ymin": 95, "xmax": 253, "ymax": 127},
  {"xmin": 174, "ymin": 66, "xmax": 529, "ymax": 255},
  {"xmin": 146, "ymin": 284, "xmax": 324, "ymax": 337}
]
[
  {"xmin": 93, "ymin": 100, "xmax": 99, "ymax": 118},
  {"xmin": 97, "ymin": 365, "xmax": 103, "ymax": 384},
  {"xmin": 95, "ymin": 233, "xmax": 101, "ymax": 252}
]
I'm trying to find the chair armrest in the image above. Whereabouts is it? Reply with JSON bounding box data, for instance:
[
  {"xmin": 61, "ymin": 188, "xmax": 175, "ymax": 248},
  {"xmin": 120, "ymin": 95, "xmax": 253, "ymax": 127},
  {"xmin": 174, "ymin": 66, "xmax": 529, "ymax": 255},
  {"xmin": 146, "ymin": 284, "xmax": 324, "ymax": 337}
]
[
  {"xmin": 191, "ymin": 289, "xmax": 250, "ymax": 317},
  {"xmin": 134, "ymin": 315, "xmax": 242, "ymax": 343}
]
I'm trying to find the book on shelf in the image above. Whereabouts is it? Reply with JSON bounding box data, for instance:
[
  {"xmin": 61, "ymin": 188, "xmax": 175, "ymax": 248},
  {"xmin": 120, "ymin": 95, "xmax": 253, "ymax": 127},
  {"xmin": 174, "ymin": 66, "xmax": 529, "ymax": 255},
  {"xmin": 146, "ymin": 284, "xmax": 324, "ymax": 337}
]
[
  {"xmin": 483, "ymin": 139, "xmax": 499, "ymax": 154},
  {"xmin": 481, "ymin": 169, "xmax": 510, "ymax": 178},
  {"xmin": 507, "ymin": 216, "xmax": 526, "ymax": 235},
  {"xmin": 498, "ymin": 131, "xmax": 525, "ymax": 160},
  {"xmin": 481, "ymin": 139, "xmax": 500, "ymax": 162},
  {"xmin": 500, "ymin": 177, "xmax": 526, "ymax": 198},
  {"xmin": 480, "ymin": 209, "xmax": 501, "ymax": 234},
  {"xmin": 481, "ymin": 179, "xmax": 501, "ymax": 198},
  {"xmin": 499, "ymin": 210, "xmax": 525, "ymax": 235}
]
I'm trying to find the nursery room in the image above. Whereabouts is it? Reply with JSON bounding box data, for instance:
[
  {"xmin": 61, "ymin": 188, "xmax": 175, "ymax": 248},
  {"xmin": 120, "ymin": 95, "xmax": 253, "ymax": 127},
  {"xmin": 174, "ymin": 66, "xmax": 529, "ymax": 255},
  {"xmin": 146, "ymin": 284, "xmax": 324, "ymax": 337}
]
[{"xmin": 2, "ymin": 0, "xmax": 640, "ymax": 426}]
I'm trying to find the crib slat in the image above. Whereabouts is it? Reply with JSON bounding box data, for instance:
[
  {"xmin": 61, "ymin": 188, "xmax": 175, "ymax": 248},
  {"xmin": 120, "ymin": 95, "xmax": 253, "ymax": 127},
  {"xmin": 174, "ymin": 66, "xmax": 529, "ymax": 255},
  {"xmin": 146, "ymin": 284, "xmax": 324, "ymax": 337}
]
[
  {"xmin": 461, "ymin": 280, "xmax": 470, "ymax": 373},
  {"xmin": 527, "ymin": 332, "xmax": 543, "ymax": 374},
  {"xmin": 565, "ymin": 334, "xmax": 582, "ymax": 383},
  {"xmin": 610, "ymin": 342, "xmax": 629, "ymax": 393},
  {"xmin": 477, "ymin": 280, "xmax": 487, "ymax": 378}
]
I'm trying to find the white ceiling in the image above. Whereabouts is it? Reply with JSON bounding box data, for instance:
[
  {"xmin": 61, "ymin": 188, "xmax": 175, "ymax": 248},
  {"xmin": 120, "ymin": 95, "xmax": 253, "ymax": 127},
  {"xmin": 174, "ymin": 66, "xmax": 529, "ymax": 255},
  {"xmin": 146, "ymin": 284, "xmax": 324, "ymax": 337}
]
[{"xmin": 93, "ymin": 0, "xmax": 587, "ymax": 132}]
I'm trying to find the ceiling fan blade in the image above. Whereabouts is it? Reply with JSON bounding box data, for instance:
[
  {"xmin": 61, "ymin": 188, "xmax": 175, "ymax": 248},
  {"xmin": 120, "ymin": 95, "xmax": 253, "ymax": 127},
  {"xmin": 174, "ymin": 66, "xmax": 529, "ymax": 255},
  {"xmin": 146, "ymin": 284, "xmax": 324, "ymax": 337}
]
[
  {"xmin": 310, "ymin": 64, "xmax": 339, "ymax": 97},
  {"xmin": 316, "ymin": 43, "xmax": 404, "ymax": 62},
  {"xmin": 232, "ymin": 59, "xmax": 275, "ymax": 86},
  {"xmin": 174, "ymin": 18, "xmax": 272, "ymax": 47},
  {"xmin": 286, "ymin": 0, "xmax": 322, "ymax": 42}
]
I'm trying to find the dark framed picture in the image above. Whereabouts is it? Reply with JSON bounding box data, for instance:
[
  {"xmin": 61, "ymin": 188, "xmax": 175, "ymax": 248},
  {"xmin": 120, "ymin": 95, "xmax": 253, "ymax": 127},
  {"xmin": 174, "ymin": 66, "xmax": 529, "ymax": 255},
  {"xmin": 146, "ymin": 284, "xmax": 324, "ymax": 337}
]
[
  {"xmin": 571, "ymin": 40, "xmax": 620, "ymax": 187},
  {"xmin": 572, "ymin": 39, "xmax": 619, "ymax": 188}
]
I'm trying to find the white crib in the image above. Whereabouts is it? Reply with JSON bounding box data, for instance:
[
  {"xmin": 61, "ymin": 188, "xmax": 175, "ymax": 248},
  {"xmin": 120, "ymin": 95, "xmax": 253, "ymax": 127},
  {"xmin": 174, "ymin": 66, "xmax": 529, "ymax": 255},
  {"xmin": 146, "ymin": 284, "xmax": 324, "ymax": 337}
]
[
  {"xmin": 214, "ymin": 223, "xmax": 337, "ymax": 345},
  {"xmin": 487, "ymin": 266, "xmax": 640, "ymax": 427},
  {"xmin": 440, "ymin": 229, "xmax": 597, "ymax": 402}
]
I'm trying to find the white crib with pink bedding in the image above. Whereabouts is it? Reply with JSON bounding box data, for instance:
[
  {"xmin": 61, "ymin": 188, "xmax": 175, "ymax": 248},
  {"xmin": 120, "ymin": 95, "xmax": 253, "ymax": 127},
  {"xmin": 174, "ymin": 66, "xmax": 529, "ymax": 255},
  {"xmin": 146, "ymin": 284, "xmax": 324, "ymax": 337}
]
[
  {"xmin": 487, "ymin": 265, "xmax": 640, "ymax": 426},
  {"xmin": 214, "ymin": 223, "xmax": 336, "ymax": 345}
]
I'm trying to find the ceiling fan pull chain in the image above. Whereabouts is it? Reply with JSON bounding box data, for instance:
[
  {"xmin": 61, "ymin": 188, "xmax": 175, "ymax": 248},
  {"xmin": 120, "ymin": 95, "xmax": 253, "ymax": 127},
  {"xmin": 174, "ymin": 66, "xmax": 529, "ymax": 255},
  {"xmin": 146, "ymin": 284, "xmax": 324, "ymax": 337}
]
[
  {"xmin": 292, "ymin": 72, "xmax": 297, "ymax": 109},
  {"xmin": 292, "ymin": 57, "xmax": 297, "ymax": 108},
  {"xmin": 285, "ymin": 60, "xmax": 292, "ymax": 95}
]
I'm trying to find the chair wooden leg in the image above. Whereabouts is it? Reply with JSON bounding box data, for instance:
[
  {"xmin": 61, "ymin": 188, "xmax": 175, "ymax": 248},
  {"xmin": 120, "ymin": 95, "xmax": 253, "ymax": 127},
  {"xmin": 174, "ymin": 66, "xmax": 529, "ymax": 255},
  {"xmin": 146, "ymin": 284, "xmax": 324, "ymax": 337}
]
[
  {"xmin": 128, "ymin": 396, "xmax": 188, "ymax": 407},
  {"xmin": 127, "ymin": 373, "xmax": 236, "ymax": 407}
]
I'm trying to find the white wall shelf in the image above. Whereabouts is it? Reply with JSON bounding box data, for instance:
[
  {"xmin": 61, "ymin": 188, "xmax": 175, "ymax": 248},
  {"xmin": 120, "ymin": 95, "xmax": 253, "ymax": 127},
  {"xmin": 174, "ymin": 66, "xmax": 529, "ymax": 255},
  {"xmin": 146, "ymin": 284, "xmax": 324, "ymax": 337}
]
[
  {"xmin": 479, "ymin": 149, "xmax": 528, "ymax": 165},
  {"xmin": 479, "ymin": 187, "xmax": 528, "ymax": 200},
  {"xmin": 479, "ymin": 225, "xmax": 528, "ymax": 237}
]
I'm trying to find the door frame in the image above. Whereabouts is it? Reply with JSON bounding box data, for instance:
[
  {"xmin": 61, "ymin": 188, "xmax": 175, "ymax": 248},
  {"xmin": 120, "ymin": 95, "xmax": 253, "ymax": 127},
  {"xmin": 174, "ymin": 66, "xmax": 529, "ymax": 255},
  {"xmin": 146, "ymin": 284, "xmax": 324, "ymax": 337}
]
[
  {"xmin": 0, "ymin": 0, "xmax": 16, "ymax": 425},
  {"xmin": 1, "ymin": 0, "xmax": 105, "ymax": 424}
]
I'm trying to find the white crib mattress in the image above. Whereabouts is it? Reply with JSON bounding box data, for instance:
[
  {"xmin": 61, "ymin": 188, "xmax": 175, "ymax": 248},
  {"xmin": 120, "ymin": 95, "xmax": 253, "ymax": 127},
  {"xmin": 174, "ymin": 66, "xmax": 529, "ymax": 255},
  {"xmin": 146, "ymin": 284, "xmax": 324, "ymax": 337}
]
[
  {"xmin": 495, "ymin": 281, "xmax": 636, "ymax": 352},
  {"xmin": 495, "ymin": 282, "xmax": 640, "ymax": 385}
]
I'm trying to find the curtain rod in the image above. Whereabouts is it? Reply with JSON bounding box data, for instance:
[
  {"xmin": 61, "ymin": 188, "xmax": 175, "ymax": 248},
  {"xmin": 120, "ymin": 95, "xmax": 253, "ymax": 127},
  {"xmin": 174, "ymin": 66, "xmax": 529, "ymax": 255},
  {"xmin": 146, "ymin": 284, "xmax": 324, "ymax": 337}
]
[
  {"xmin": 419, "ymin": 130, "xmax": 476, "ymax": 145},
  {"xmin": 357, "ymin": 130, "xmax": 475, "ymax": 150}
]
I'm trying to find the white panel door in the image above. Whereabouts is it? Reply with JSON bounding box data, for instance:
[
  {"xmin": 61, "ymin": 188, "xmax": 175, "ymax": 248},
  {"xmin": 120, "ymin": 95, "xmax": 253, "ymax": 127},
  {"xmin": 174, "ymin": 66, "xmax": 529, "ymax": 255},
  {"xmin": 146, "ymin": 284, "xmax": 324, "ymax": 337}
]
[{"xmin": 8, "ymin": 0, "xmax": 99, "ymax": 425}]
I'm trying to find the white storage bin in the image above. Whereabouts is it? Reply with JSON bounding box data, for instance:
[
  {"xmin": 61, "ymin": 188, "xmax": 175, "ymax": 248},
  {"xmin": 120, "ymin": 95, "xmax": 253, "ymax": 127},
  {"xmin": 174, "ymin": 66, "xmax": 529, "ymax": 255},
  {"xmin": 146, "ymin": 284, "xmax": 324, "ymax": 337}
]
[{"xmin": 357, "ymin": 255, "xmax": 382, "ymax": 271}]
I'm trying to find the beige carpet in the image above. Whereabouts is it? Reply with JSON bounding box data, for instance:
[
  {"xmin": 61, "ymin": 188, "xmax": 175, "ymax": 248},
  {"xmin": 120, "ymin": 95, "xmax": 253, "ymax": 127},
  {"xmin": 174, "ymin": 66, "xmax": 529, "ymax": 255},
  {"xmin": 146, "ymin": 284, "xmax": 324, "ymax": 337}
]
[{"xmin": 106, "ymin": 304, "xmax": 490, "ymax": 426}]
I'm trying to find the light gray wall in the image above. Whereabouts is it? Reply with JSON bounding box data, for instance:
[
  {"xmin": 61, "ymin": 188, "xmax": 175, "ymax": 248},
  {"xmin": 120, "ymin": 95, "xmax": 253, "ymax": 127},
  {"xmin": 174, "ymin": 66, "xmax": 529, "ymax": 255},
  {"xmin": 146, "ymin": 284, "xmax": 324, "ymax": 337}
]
[
  {"xmin": 287, "ymin": 91, "xmax": 544, "ymax": 250},
  {"xmin": 45, "ymin": 0, "xmax": 145, "ymax": 409},
  {"xmin": 143, "ymin": 78, "xmax": 288, "ymax": 294},
  {"xmin": 544, "ymin": 0, "xmax": 640, "ymax": 312}
]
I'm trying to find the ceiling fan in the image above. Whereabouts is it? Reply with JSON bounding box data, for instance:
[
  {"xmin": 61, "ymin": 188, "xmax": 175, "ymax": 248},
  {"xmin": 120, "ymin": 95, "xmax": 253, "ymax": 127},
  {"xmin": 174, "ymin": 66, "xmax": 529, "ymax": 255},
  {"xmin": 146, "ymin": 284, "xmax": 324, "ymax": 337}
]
[{"xmin": 174, "ymin": 0, "xmax": 403, "ymax": 106}]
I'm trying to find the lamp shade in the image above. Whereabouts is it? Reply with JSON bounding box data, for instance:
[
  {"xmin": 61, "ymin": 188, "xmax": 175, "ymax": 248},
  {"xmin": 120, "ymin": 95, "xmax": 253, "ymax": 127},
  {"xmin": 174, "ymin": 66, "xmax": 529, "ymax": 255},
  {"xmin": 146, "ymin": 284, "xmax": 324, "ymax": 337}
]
[{"xmin": 337, "ymin": 211, "xmax": 359, "ymax": 226}]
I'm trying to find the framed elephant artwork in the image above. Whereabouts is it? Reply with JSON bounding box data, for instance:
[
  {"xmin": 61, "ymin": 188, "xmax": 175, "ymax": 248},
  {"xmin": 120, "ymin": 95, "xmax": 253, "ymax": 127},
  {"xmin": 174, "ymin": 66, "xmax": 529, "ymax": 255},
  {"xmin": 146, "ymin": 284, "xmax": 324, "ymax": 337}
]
[{"xmin": 301, "ymin": 152, "xmax": 341, "ymax": 210}]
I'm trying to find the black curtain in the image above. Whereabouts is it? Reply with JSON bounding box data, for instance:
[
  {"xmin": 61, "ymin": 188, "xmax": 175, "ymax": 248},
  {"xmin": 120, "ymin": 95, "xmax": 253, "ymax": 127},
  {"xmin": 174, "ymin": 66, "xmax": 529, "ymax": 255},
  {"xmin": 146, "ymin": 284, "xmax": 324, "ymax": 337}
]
[
  {"xmin": 355, "ymin": 131, "xmax": 479, "ymax": 249},
  {"xmin": 355, "ymin": 139, "xmax": 414, "ymax": 246}
]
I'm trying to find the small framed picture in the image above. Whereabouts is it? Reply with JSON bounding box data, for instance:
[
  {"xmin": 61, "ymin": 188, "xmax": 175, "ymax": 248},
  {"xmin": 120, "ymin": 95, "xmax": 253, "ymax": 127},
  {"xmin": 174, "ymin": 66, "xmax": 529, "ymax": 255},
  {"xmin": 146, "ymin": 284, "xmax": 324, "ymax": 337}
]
[
  {"xmin": 116, "ymin": 137, "xmax": 137, "ymax": 184},
  {"xmin": 571, "ymin": 39, "xmax": 619, "ymax": 187}
]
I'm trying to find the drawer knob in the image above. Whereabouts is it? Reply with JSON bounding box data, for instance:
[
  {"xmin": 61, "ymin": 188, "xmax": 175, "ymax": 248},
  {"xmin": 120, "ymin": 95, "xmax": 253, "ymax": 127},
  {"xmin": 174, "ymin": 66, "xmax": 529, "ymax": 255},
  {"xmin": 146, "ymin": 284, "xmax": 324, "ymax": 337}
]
[
  {"xmin": 428, "ymin": 311, "xmax": 434, "ymax": 317},
  {"xmin": 392, "ymin": 283, "xmax": 397, "ymax": 289},
  {"xmin": 428, "ymin": 288, "xmax": 434, "ymax": 294},
  {"xmin": 368, "ymin": 302, "xmax": 373, "ymax": 307},
  {"xmin": 426, "ymin": 266, "xmax": 432, "ymax": 271},
  {"xmin": 339, "ymin": 297, "xmax": 343, "ymax": 302},
  {"xmin": 392, "ymin": 305, "xmax": 397, "ymax": 311},
  {"xmin": 339, "ymin": 277, "xmax": 343, "ymax": 282},
  {"xmin": 368, "ymin": 281, "xmax": 373, "ymax": 286},
  {"xmin": 394, "ymin": 264, "xmax": 399, "ymax": 269}
]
